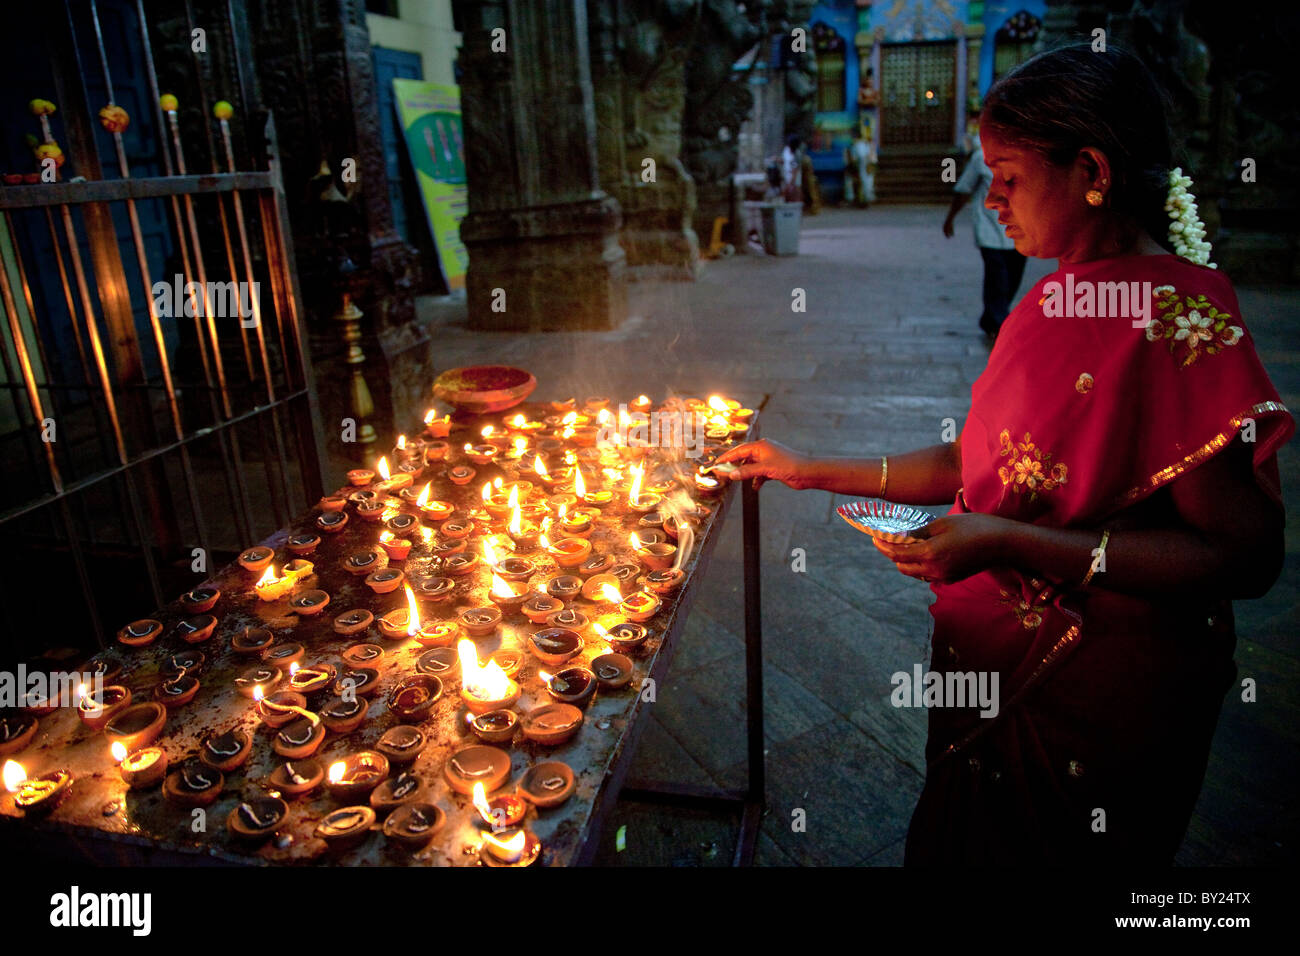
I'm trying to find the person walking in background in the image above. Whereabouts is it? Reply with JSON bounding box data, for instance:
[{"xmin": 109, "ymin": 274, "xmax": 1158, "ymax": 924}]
[
  {"xmin": 943, "ymin": 133, "xmax": 1026, "ymax": 338},
  {"xmin": 843, "ymin": 125, "xmax": 876, "ymax": 207},
  {"xmin": 781, "ymin": 135, "xmax": 802, "ymax": 203}
]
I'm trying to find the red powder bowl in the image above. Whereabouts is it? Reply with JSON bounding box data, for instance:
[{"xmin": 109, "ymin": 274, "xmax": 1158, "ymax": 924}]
[{"xmin": 433, "ymin": 366, "xmax": 536, "ymax": 414}]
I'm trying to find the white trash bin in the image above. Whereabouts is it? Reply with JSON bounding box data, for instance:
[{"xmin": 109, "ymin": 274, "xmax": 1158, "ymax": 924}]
[{"xmin": 760, "ymin": 202, "xmax": 802, "ymax": 256}]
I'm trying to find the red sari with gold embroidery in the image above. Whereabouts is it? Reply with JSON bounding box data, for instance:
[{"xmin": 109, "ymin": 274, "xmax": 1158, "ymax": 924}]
[{"xmin": 905, "ymin": 254, "xmax": 1294, "ymax": 866}]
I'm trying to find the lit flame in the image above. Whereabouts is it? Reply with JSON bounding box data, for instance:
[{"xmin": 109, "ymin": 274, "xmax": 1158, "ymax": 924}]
[
  {"xmin": 482, "ymin": 537, "xmax": 499, "ymax": 567},
  {"xmin": 636, "ymin": 394, "xmax": 650, "ymax": 407},
  {"xmin": 708, "ymin": 395, "xmax": 728, "ymax": 412},
  {"xmin": 538, "ymin": 670, "xmax": 553, "ymax": 685},
  {"xmin": 397, "ymin": 434, "xmax": 407, "ymax": 450},
  {"xmin": 289, "ymin": 662, "xmax": 300, "ymax": 677},
  {"xmin": 630, "ymin": 532, "xmax": 644, "ymax": 550},
  {"xmin": 602, "ymin": 468, "xmax": 623, "ymax": 483},
  {"xmin": 491, "ymin": 574, "xmax": 516, "ymax": 599},
  {"xmin": 494, "ymin": 477, "xmax": 503, "ymax": 489},
  {"xmin": 539, "ymin": 530, "xmax": 552, "ymax": 551},
  {"xmin": 508, "ymin": 485, "xmax": 522, "ymax": 536},
  {"xmin": 473, "ymin": 781, "xmax": 494, "ymax": 825},
  {"xmin": 3, "ymin": 760, "xmax": 26, "ymax": 792},
  {"xmin": 592, "ymin": 621, "xmax": 613, "ymax": 653},
  {"xmin": 597, "ymin": 408, "xmax": 613, "ymax": 425},
  {"xmin": 328, "ymin": 761, "xmax": 346, "ymax": 785},
  {"xmin": 600, "ymin": 583, "xmax": 623, "ymax": 604},
  {"xmin": 561, "ymin": 425, "xmax": 575, "ymax": 440},
  {"xmin": 404, "ymin": 585, "xmax": 420, "ymax": 637},
  {"xmin": 253, "ymin": 685, "xmax": 264, "ymax": 703},
  {"xmin": 111, "ymin": 741, "xmax": 127, "ymax": 763},
  {"xmin": 256, "ymin": 565, "xmax": 277, "ymax": 587},
  {"xmin": 619, "ymin": 407, "xmax": 632, "ymax": 428},
  {"xmin": 483, "ymin": 829, "xmax": 526, "ymax": 859},
  {"xmin": 573, "ymin": 469, "xmax": 586, "ymax": 499},
  {"xmin": 534, "ymin": 456, "xmax": 549, "ymax": 479},
  {"xmin": 459, "ymin": 640, "xmax": 513, "ymax": 700},
  {"xmin": 628, "ymin": 464, "xmax": 644, "ymax": 507},
  {"xmin": 561, "ymin": 411, "xmax": 577, "ymax": 425},
  {"xmin": 424, "ymin": 409, "xmax": 436, "ymax": 425},
  {"xmin": 377, "ymin": 456, "xmax": 391, "ymax": 480},
  {"xmin": 512, "ymin": 414, "xmax": 525, "ymax": 427},
  {"xmin": 482, "ymin": 425, "xmax": 495, "ymax": 439},
  {"xmin": 513, "ymin": 437, "xmax": 527, "ymax": 456},
  {"xmin": 416, "ymin": 482, "xmax": 431, "ymax": 508},
  {"xmin": 464, "ymin": 443, "xmax": 474, "ymax": 454},
  {"xmin": 564, "ymin": 450, "xmax": 577, "ymax": 466},
  {"xmin": 557, "ymin": 503, "xmax": 568, "ymax": 520},
  {"xmin": 481, "ymin": 482, "xmax": 492, "ymax": 503}
]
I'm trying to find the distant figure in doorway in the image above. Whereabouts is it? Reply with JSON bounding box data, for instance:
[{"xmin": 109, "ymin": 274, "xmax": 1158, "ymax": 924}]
[
  {"xmin": 842, "ymin": 125, "xmax": 876, "ymax": 207},
  {"xmin": 944, "ymin": 134, "xmax": 1026, "ymax": 338}
]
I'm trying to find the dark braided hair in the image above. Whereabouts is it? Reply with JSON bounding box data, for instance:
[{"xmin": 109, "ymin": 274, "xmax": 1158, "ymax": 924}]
[{"xmin": 981, "ymin": 43, "xmax": 1177, "ymax": 252}]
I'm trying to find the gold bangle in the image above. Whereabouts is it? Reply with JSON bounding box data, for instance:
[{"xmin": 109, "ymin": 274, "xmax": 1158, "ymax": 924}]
[
  {"xmin": 879, "ymin": 456, "xmax": 888, "ymax": 499},
  {"xmin": 1081, "ymin": 529, "xmax": 1110, "ymax": 588}
]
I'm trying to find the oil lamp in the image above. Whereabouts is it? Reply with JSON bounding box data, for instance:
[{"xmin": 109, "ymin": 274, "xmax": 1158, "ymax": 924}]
[
  {"xmin": 334, "ymin": 667, "xmax": 380, "ymax": 699},
  {"xmin": 506, "ymin": 487, "xmax": 540, "ymax": 549},
  {"xmin": 377, "ymin": 725, "xmax": 428, "ymax": 766},
  {"xmin": 342, "ymin": 641, "xmax": 383, "ymax": 665},
  {"xmin": 286, "ymin": 532, "xmax": 321, "ymax": 555},
  {"xmin": 274, "ymin": 715, "xmax": 327, "ymax": 759},
  {"xmin": 416, "ymin": 485, "xmax": 455, "ymax": 521},
  {"xmin": 631, "ymin": 532, "xmax": 676, "ymax": 570},
  {"xmin": 517, "ymin": 761, "xmax": 575, "ymax": 808},
  {"xmin": 423, "ymin": 409, "xmax": 451, "ymax": 438},
  {"xmin": 573, "ymin": 467, "xmax": 611, "ymax": 508},
  {"xmin": 465, "ymin": 442, "xmax": 501, "ymax": 465},
  {"xmin": 520, "ymin": 703, "xmax": 583, "ymax": 746},
  {"xmin": 111, "ymin": 741, "xmax": 167, "ymax": 789},
  {"xmin": 472, "ymin": 780, "xmax": 527, "ymax": 830},
  {"xmin": 644, "ymin": 567, "xmax": 686, "ymax": 594},
  {"xmin": 384, "ymin": 511, "xmax": 420, "ymax": 537},
  {"xmin": 542, "ymin": 529, "xmax": 591, "ymax": 568},
  {"xmin": 373, "ymin": 456, "xmax": 413, "ymax": 495},
  {"xmin": 319, "ymin": 494, "xmax": 348, "ymax": 512},
  {"xmin": 315, "ymin": 806, "xmax": 376, "ymax": 851},
  {"xmin": 468, "ymin": 709, "xmax": 518, "ymax": 744},
  {"xmin": 458, "ymin": 640, "xmax": 521, "ymax": 715},
  {"xmin": 347, "ymin": 468, "xmax": 375, "ymax": 486},
  {"xmin": 592, "ymin": 652, "xmax": 634, "ymax": 690},
  {"xmin": 79, "ymin": 684, "xmax": 131, "ymax": 731},
  {"xmin": 287, "ymin": 661, "xmax": 336, "ymax": 697},
  {"xmin": 366, "ymin": 567, "xmax": 406, "ymax": 595},
  {"xmin": 378, "ymin": 531, "xmax": 412, "ymax": 561},
  {"xmin": 539, "ymin": 666, "xmax": 597, "ymax": 707},
  {"xmin": 289, "ymin": 589, "xmax": 331, "ymax": 616},
  {"xmin": 460, "ymin": 606, "xmax": 503, "ymax": 637},
  {"xmin": 545, "ymin": 607, "xmax": 589, "ymax": 633},
  {"xmin": 620, "ymin": 589, "xmax": 662, "ymax": 622},
  {"xmin": 4, "ymin": 760, "xmax": 70, "ymax": 815},
  {"xmin": 379, "ymin": 585, "xmax": 457, "ymax": 643},
  {"xmin": 383, "ymin": 803, "xmax": 445, "ymax": 848},
  {"xmin": 117, "ymin": 618, "xmax": 162, "ymax": 647},
  {"xmin": 321, "ymin": 695, "xmax": 370, "ymax": 734},
  {"xmin": 227, "ymin": 796, "xmax": 289, "ymax": 843},
  {"xmin": 443, "ymin": 744, "xmax": 512, "ymax": 795},
  {"xmin": 577, "ymin": 552, "xmax": 615, "ymax": 578},
  {"xmin": 162, "ymin": 760, "xmax": 223, "ymax": 808},
  {"xmin": 355, "ymin": 499, "xmax": 385, "ymax": 522},
  {"xmin": 528, "ymin": 628, "xmax": 583, "ymax": 667},
  {"xmin": 270, "ymin": 759, "xmax": 325, "ymax": 798},
  {"xmin": 254, "ymin": 686, "xmax": 313, "ymax": 729},
  {"xmin": 316, "ymin": 510, "xmax": 348, "ymax": 533},
  {"xmin": 479, "ymin": 828, "xmax": 541, "ymax": 867},
  {"xmin": 522, "ymin": 592, "xmax": 563, "ymax": 624},
  {"xmin": 236, "ymin": 664, "xmax": 281, "ymax": 698},
  {"xmin": 488, "ymin": 573, "xmax": 530, "ymax": 615},
  {"xmin": 626, "ymin": 463, "xmax": 661, "ymax": 512},
  {"xmin": 630, "ymin": 394, "xmax": 653, "ymax": 414},
  {"xmin": 238, "ymin": 546, "xmax": 274, "ymax": 572},
  {"xmin": 180, "ymin": 586, "xmax": 220, "ymax": 614},
  {"xmin": 448, "ymin": 464, "xmax": 477, "ymax": 486},
  {"xmin": 417, "ymin": 646, "xmax": 460, "ymax": 679},
  {"xmin": 325, "ymin": 751, "xmax": 389, "ymax": 802},
  {"xmin": 411, "ymin": 575, "xmax": 458, "ymax": 602},
  {"xmin": 440, "ymin": 517, "xmax": 475, "ymax": 539},
  {"xmin": 370, "ymin": 771, "xmax": 425, "ymax": 816},
  {"xmin": 582, "ymin": 577, "xmax": 624, "ymax": 604},
  {"xmin": 425, "ymin": 440, "xmax": 450, "ymax": 463},
  {"xmin": 104, "ymin": 702, "xmax": 167, "ymax": 752},
  {"xmin": 389, "ymin": 674, "xmax": 443, "ymax": 721},
  {"xmin": 200, "ymin": 728, "xmax": 253, "ymax": 772},
  {"xmin": 444, "ymin": 552, "xmax": 480, "ymax": 576},
  {"xmin": 254, "ymin": 565, "xmax": 295, "ymax": 601}
]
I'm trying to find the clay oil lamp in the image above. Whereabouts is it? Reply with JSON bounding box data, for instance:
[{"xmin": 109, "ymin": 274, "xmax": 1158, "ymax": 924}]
[
  {"xmin": 342, "ymin": 642, "xmax": 383, "ymax": 665},
  {"xmin": 692, "ymin": 467, "xmax": 724, "ymax": 498},
  {"xmin": 468, "ymin": 709, "xmax": 518, "ymax": 745},
  {"xmin": 636, "ymin": 511, "xmax": 664, "ymax": 531},
  {"xmin": 417, "ymin": 646, "xmax": 459, "ymax": 679},
  {"xmin": 493, "ymin": 555, "xmax": 536, "ymax": 584},
  {"xmin": 383, "ymin": 803, "xmax": 445, "ymax": 848},
  {"xmin": 578, "ymin": 552, "xmax": 615, "ymax": 578},
  {"xmin": 19, "ymin": 685, "xmax": 58, "ymax": 718},
  {"xmin": 539, "ymin": 666, "xmax": 597, "ymax": 708},
  {"xmin": 610, "ymin": 562, "xmax": 641, "ymax": 586},
  {"xmin": 432, "ymin": 538, "xmax": 467, "ymax": 560},
  {"xmin": 580, "ymin": 574, "xmax": 623, "ymax": 603},
  {"xmin": 104, "ymin": 702, "xmax": 167, "ymax": 752},
  {"xmin": 227, "ymin": 796, "xmax": 289, "ymax": 843},
  {"xmin": 490, "ymin": 646, "xmax": 526, "ymax": 679},
  {"xmin": 458, "ymin": 640, "xmax": 521, "ymax": 715},
  {"xmin": 384, "ymin": 511, "xmax": 420, "ymax": 539},
  {"xmin": 596, "ymin": 621, "xmax": 648, "ymax": 655},
  {"xmin": 274, "ymin": 715, "xmax": 327, "ymax": 759},
  {"xmin": 287, "ymin": 661, "xmax": 336, "ymax": 698},
  {"xmin": 254, "ymin": 687, "xmax": 312, "ymax": 729},
  {"xmin": 572, "ymin": 425, "xmax": 599, "ymax": 447},
  {"xmin": 423, "ymin": 409, "xmax": 452, "ymax": 438},
  {"xmin": 264, "ymin": 641, "xmax": 305, "ymax": 668},
  {"xmin": 117, "ymin": 618, "xmax": 161, "ymax": 648},
  {"xmin": 333, "ymin": 608, "xmax": 375, "ymax": 637},
  {"xmin": 517, "ymin": 761, "xmax": 575, "ymax": 809},
  {"xmin": 572, "ymin": 468, "xmax": 611, "ymax": 509},
  {"xmin": 546, "ymin": 574, "xmax": 584, "ymax": 603},
  {"xmin": 380, "ymin": 585, "xmax": 449, "ymax": 643},
  {"xmin": 315, "ymin": 806, "xmax": 376, "ymax": 852},
  {"xmin": 586, "ymin": 396, "xmax": 611, "ymax": 412},
  {"xmin": 480, "ymin": 827, "xmax": 542, "ymax": 867},
  {"xmin": 370, "ymin": 770, "xmax": 424, "ymax": 816},
  {"xmin": 200, "ymin": 728, "xmax": 253, "ymax": 772},
  {"xmin": 349, "ymin": 489, "xmax": 378, "ymax": 506},
  {"xmin": 271, "ymin": 758, "xmax": 325, "ymax": 798},
  {"xmin": 316, "ymin": 510, "xmax": 349, "ymax": 534},
  {"xmin": 235, "ymin": 664, "xmax": 281, "ymax": 698},
  {"xmin": 520, "ymin": 702, "xmax": 583, "ymax": 746},
  {"xmin": 238, "ymin": 546, "xmax": 274, "ymax": 573},
  {"xmin": 631, "ymin": 532, "xmax": 676, "ymax": 571},
  {"xmin": 318, "ymin": 494, "xmax": 348, "ymax": 512},
  {"xmin": 162, "ymin": 760, "xmax": 222, "ymax": 808},
  {"xmin": 541, "ymin": 529, "xmax": 591, "ymax": 568},
  {"xmin": 180, "ymin": 586, "xmax": 220, "ymax": 614},
  {"xmin": 4, "ymin": 761, "xmax": 72, "ymax": 815},
  {"xmin": 254, "ymin": 565, "xmax": 295, "ymax": 602},
  {"xmin": 378, "ymin": 530, "xmax": 412, "ymax": 562},
  {"xmin": 508, "ymin": 435, "xmax": 530, "ymax": 460},
  {"xmin": 411, "ymin": 575, "xmax": 458, "ymax": 603},
  {"xmin": 591, "ymin": 652, "xmax": 634, "ymax": 691},
  {"xmin": 522, "ymin": 591, "xmax": 563, "ymax": 625},
  {"xmin": 319, "ymin": 695, "xmax": 369, "ymax": 735},
  {"xmin": 528, "ymin": 628, "xmax": 583, "ymax": 667},
  {"xmin": 425, "ymin": 440, "xmax": 450, "ymax": 463},
  {"xmin": 620, "ymin": 589, "xmax": 662, "ymax": 623},
  {"xmin": 335, "ymin": 667, "xmax": 380, "ymax": 699},
  {"xmin": 398, "ymin": 483, "xmax": 424, "ymax": 506},
  {"xmin": 347, "ymin": 467, "xmax": 375, "ymax": 486},
  {"xmin": 84, "ymin": 655, "xmax": 123, "ymax": 687},
  {"xmin": 389, "ymin": 674, "xmax": 443, "ymax": 721},
  {"xmin": 366, "ymin": 567, "xmax": 406, "ymax": 595},
  {"xmin": 465, "ymin": 442, "xmax": 501, "ymax": 466},
  {"xmin": 175, "ymin": 614, "xmax": 218, "ymax": 644},
  {"xmin": 444, "ymin": 552, "xmax": 480, "ymax": 576},
  {"xmin": 444, "ymin": 744, "xmax": 511, "ymax": 796},
  {"xmin": 545, "ymin": 607, "xmax": 589, "ymax": 634},
  {"xmin": 528, "ymin": 455, "xmax": 559, "ymax": 490},
  {"xmin": 506, "ymin": 494, "xmax": 540, "ymax": 551},
  {"xmin": 372, "ymin": 456, "xmax": 413, "ymax": 496},
  {"xmin": 629, "ymin": 394, "xmax": 653, "ymax": 414},
  {"xmin": 355, "ymin": 499, "xmax": 386, "ymax": 522},
  {"xmin": 326, "ymin": 751, "xmax": 389, "ymax": 802},
  {"xmin": 487, "ymin": 573, "xmax": 530, "ymax": 616},
  {"xmin": 448, "ymin": 464, "xmax": 477, "ymax": 486},
  {"xmin": 547, "ymin": 491, "xmax": 578, "ymax": 512},
  {"xmin": 471, "ymin": 780, "xmax": 528, "ymax": 831},
  {"xmin": 644, "ymin": 567, "xmax": 686, "ymax": 595},
  {"xmin": 440, "ymin": 516, "xmax": 475, "ymax": 540},
  {"xmin": 79, "ymin": 684, "xmax": 131, "ymax": 731},
  {"xmin": 0, "ymin": 714, "xmax": 37, "ymax": 757},
  {"xmin": 111, "ymin": 741, "xmax": 167, "ymax": 789},
  {"xmin": 289, "ymin": 589, "xmax": 331, "ymax": 616},
  {"xmin": 377, "ymin": 725, "xmax": 427, "ymax": 766},
  {"xmin": 626, "ymin": 463, "xmax": 661, "ymax": 513}
]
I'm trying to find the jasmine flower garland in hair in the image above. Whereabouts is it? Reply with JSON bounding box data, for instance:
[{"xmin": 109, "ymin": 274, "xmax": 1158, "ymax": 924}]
[{"xmin": 1166, "ymin": 168, "xmax": 1216, "ymax": 268}]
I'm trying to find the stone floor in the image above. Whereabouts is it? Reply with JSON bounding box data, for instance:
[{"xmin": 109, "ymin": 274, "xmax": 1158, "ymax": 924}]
[{"xmin": 414, "ymin": 204, "xmax": 1300, "ymax": 866}]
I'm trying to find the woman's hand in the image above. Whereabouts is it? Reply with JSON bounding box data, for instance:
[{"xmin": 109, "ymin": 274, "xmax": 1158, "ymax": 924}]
[
  {"xmin": 871, "ymin": 513, "xmax": 1014, "ymax": 584},
  {"xmin": 713, "ymin": 438, "xmax": 819, "ymax": 490}
]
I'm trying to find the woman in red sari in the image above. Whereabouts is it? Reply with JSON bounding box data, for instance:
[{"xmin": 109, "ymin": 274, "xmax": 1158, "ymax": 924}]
[{"xmin": 717, "ymin": 45, "xmax": 1293, "ymax": 865}]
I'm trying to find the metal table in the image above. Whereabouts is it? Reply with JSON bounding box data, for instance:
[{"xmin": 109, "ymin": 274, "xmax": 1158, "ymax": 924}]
[{"xmin": 0, "ymin": 404, "xmax": 765, "ymax": 866}]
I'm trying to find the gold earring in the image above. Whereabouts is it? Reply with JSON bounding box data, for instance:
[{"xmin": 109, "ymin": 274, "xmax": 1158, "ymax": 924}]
[{"xmin": 1085, "ymin": 189, "xmax": 1104, "ymax": 207}]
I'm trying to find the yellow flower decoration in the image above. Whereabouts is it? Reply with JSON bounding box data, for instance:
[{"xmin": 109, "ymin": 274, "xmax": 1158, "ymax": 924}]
[
  {"xmin": 996, "ymin": 429, "xmax": 1067, "ymax": 500},
  {"xmin": 1149, "ymin": 286, "xmax": 1244, "ymax": 367}
]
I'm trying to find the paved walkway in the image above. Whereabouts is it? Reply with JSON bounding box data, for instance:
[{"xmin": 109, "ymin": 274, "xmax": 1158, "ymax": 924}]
[{"xmin": 416, "ymin": 204, "xmax": 1299, "ymax": 866}]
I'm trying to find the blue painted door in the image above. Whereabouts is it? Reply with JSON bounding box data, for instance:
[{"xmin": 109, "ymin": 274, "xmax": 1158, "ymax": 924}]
[{"xmin": 371, "ymin": 46, "xmax": 425, "ymax": 244}]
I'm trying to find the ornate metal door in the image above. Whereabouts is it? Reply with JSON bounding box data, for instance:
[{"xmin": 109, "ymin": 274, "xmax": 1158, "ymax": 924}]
[{"xmin": 880, "ymin": 41, "xmax": 956, "ymax": 146}]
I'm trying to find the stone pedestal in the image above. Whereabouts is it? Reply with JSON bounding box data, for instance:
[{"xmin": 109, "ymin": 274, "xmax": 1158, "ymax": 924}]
[{"xmin": 455, "ymin": 0, "xmax": 626, "ymax": 330}]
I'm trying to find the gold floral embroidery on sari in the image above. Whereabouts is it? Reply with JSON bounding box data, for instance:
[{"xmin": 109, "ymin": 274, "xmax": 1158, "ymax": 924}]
[
  {"xmin": 998, "ymin": 588, "xmax": 1046, "ymax": 630},
  {"xmin": 996, "ymin": 429, "xmax": 1068, "ymax": 500},
  {"xmin": 1145, "ymin": 285, "xmax": 1244, "ymax": 368}
]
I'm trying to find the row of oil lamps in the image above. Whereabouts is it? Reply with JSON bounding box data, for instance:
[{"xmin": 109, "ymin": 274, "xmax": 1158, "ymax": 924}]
[{"xmin": 3, "ymin": 393, "xmax": 753, "ymax": 865}]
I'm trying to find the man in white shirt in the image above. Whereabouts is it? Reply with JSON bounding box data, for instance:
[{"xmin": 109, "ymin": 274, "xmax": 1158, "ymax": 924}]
[{"xmin": 942, "ymin": 135, "xmax": 1026, "ymax": 338}]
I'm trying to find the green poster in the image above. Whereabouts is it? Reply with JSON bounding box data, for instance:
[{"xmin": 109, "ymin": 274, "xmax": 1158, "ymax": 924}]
[{"xmin": 392, "ymin": 79, "xmax": 469, "ymax": 290}]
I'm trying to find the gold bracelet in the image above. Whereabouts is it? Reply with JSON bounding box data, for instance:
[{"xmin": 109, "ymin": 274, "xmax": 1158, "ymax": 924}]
[
  {"xmin": 879, "ymin": 456, "xmax": 888, "ymax": 499},
  {"xmin": 1081, "ymin": 529, "xmax": 1110, "ymax": 588}
]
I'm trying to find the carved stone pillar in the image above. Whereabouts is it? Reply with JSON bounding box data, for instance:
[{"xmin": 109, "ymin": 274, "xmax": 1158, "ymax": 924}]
[
  {"xmin": 589, "ymin": 0, "xmax": 700, "ymax": 280},
  {"xmin": 455, "ymin": 0, "xmax": 627, "ymax": 330}
]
